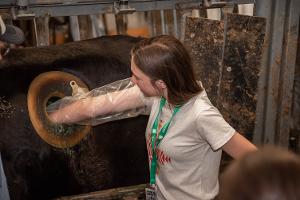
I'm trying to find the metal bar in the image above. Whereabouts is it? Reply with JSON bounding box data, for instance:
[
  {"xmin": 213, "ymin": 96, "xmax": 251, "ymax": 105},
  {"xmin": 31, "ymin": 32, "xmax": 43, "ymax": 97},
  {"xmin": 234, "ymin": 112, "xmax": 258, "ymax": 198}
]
[
  {"xmin": 277, "ymin": 0, "xmax": 300, "ymax": 147},
  {"xmin": 34, "ymin": 17, "xmax": 50, "ymax": 46},
  {"xmin": 254, "ymin": 0, "xmax": 300, "ymax": 147},
  {"xmin": 172, "ymin": 9, "xmax": 178, "ymax": 38},
  {"xmin": 253, "ymin": 0, "xmax": 272, "ymax": 145},
  {"xmin": 160, "ymin": 9, "xmax": 166, "ymax": 34},
  {"xmin": 176, "ymin": 0, "xmax": 254, "ymax": 10},
  {"xmin": 15, "ymin": 1, "xmax": 176, "ymax": 18},
  {"xmin": 90, "ymin": 14, "xmax": 105, "ymax": 37},
  {"xmin": 0, "ymin": 0, "xmax": 11, "ymax": 5},
  {"xmin": 0, "ymin": 0, "xmax": 256, "ymax": 7},
  {"xmin": 0, "ymin": 0, "xmax": 256, "ymax": 18},
  {"xmin": 69, "ymin": 15, "xmax": 81, "ymax": 41},
  {"xmin": 255, "ymin": 0, "xmax": 286, "ymax": 145},
  {"xmin": 149, "ymin": 10, "xmax": 157, "ymax": 36}
]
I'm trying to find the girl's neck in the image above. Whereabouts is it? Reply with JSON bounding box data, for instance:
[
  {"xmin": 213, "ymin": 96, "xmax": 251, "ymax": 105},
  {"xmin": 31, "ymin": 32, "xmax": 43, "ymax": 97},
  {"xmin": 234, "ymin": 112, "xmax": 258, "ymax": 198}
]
[
  {"xmin": 162, "ymin": 91, "xmax": 176, "ymax": 110},
  {"xmin": 162, "ymin": 88, "xmax": 168, "ymax": 101}
]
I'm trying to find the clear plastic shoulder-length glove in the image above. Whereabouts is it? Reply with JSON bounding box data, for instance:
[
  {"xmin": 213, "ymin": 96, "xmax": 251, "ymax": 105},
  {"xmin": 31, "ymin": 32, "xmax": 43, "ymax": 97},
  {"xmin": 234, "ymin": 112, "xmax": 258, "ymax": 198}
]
[{"xmin": 47, "ymin": 78, "xmax": 153, "ymax": 126}]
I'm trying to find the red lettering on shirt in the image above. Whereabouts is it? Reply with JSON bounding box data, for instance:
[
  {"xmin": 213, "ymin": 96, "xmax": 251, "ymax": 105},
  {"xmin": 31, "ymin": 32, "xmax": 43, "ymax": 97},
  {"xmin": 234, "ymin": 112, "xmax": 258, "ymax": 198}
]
[{"xmin": 146, "ymin": 120, "xmax": 171, "ymax": 169}]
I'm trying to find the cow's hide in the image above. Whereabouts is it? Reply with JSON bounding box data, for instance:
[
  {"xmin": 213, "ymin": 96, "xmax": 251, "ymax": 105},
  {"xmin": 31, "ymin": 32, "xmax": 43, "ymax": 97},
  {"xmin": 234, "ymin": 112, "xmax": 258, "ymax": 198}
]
[{"xmin": 0, "ymin": 35, "xmax": 149, "ymax": 200}]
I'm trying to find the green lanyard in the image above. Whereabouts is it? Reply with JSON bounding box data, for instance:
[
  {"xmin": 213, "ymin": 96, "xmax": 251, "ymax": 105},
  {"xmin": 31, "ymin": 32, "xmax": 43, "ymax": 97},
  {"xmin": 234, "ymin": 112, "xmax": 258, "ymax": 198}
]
[{"xmin": 150, "ymin": 97, "xmax": 181, "ymax": 185}]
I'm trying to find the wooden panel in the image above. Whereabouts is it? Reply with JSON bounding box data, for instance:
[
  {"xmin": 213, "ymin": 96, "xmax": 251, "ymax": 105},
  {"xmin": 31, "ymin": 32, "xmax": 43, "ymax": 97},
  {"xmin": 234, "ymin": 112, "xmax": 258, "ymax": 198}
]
[
  {"xmin": 218, "ymin": 13, "xmax": 266, "ymax": 139},
  {"xmin": 184, "ymin": 17, "xmax": 224, "ymax": 106},
  {"xmin": 55, "ymin": 184, "xmax": 146, "ymax": 200},
  {"xmin": 184, "ymin": 14, "xmax": 266, "ymax": 140}
]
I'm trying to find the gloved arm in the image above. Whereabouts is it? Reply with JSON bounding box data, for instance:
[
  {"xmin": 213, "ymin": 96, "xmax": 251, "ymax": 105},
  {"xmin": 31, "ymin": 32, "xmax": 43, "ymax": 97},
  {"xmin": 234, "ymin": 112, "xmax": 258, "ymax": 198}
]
[{"xmin": 47, "ymin": 78, "xmax": 152, "ymax": 125}]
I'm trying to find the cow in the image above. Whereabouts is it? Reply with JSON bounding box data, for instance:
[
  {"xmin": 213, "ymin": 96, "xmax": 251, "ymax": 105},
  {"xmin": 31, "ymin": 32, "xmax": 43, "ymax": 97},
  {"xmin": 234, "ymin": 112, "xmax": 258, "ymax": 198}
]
[{"xmin": 0, "ymin": 35, "xmax": 149, "ymax": 200}]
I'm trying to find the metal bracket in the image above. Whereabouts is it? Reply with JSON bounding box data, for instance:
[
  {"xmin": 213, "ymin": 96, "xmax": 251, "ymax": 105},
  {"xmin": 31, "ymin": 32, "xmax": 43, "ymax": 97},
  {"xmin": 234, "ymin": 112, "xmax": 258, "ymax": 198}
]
[
  {"xmin": 70, "ymin": 80, "xmax": 89, "ymax": 96},
  {"xmin": 113, "ymin": 0, "xmax": 136, "ymax": 15},
  {"xmin": 11, "ymin": 0, "xmax": 35, "ymax": 19}
]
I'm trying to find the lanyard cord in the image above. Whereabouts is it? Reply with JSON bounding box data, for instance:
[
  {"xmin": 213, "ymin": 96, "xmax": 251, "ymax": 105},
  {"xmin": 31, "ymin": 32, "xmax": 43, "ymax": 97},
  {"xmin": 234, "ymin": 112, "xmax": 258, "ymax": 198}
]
[{"xmin": 150, "ymin": 97, "xmax": 181, "ymax": 185}]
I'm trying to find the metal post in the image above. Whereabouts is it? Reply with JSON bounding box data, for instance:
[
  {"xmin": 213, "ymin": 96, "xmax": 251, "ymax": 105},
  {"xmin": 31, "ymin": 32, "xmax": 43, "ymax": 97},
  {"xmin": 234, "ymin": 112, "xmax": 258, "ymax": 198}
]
[
  {"xmin": 34, "ymin": 17, "xmax": 50, "ymax": 46},
  {"xmin": 69, "ymin": 16, "xmax": 81, "ymax": 41},
  {"xmin": 173, "ymin": 9, "xmax": 178, "ymax": 38},
  {"xmin": 254, "ymin": 0, "xmax": 300, "ymax": 147},
  {"xmin": 151, "ymin": 11, "xmax": 157, "ymax": 36},
  {"xmin": 160, "ymin": 10, "xmax": 166, "ymax": 34}
]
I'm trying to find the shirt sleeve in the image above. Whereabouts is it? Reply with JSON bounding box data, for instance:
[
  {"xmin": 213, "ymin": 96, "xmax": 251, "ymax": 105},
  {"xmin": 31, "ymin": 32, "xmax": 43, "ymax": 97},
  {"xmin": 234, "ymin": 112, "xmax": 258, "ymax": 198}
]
[{"xmin": 196, "ymin": 105, "xmax": 235, "ymax": 151}]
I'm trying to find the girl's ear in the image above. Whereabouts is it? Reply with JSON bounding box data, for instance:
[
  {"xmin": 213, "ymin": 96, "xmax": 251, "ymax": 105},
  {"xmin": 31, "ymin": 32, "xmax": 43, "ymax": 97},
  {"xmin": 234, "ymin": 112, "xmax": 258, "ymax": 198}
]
[{"xmin": 154, "ymin": 80, "xmax": 167, "ymax": 90}]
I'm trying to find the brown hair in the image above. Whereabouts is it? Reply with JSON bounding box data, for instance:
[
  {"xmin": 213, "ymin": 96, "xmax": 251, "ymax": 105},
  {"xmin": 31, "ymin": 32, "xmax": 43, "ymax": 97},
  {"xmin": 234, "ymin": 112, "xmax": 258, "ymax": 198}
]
[
  {"xmin": 131, "ymin": 35, "xmax": 202, "ymax": 105},
  {"xmin": 217, "ymin": 146, "xmax": 300, "ymax": 200}
]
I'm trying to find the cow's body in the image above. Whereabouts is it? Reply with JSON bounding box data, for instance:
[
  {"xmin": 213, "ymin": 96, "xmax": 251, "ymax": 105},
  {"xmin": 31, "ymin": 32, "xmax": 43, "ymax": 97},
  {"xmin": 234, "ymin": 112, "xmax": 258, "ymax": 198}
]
[{"xmin": 0, "ymin": 35, "xmax": 149, "ymax": 200}]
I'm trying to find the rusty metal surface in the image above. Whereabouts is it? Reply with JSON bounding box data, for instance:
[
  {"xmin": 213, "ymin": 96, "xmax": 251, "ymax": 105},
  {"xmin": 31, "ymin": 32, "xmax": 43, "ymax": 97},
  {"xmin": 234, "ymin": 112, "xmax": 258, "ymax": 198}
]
[
  {"xmin": 292, "ymin": 27, "xmax": 300, "ymax": 152},
  {"xmin": 184, "ymin": 17, "xmax": 224, "ymax": 106},
  {"xmin": 254, "ymin": 0, "xmax": 300, "ymax": 148},
  {"xmin": 219, "ymin": 13, "xmax": 266, "ymax": 139},
  {"xmin": 184, "ymin": 14, "xmax": 266, "ymax": 140}
]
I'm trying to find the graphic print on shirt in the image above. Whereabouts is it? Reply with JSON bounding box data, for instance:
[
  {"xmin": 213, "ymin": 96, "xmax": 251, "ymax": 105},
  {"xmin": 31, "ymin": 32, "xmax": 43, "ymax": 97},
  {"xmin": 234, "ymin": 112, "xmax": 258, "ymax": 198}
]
[{"xmin": 147, "ymin": 119, "xmax": 171, "ymax": 175}]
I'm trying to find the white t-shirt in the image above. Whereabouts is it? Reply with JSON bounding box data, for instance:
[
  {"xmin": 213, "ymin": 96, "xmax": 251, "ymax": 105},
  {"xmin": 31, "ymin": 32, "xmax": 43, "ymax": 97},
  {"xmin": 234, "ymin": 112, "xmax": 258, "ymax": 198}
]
[{"xmin": 144, "ymin": 90, "xmax": 235, "ymax": 200}]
